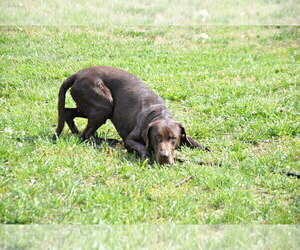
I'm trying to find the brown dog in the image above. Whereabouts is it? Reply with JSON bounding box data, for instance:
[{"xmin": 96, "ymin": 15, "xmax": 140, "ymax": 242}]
[{"xmin": 53, "ymin": 66, "xmax": 204, "ymax": 164}]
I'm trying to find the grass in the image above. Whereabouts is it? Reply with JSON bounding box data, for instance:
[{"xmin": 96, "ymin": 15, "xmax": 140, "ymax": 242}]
[
  {"xmin": 0, "ymin": 25, "xmax": 299, "ymax": 224},
  {"xmin": 1, "ymin": 0, "xmax": 299, "ymax": 25},
  {"xmin": 0, "ymin": 225, "xmax": 299, "ymax": 249}
]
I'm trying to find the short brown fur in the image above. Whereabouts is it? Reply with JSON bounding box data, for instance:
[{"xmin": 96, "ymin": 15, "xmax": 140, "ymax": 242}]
[{"xmin": 53, "ymin": 66, "xmax": 204, "ymax": 164}]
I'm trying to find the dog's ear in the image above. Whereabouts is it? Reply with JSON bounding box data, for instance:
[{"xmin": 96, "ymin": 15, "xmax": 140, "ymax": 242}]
[
  {"xmin": 179, "ymin": 124, "xmax": 187, "ymax": 147},
  {"xmin": 142, "ymin": 122, "xmax": 154, "ymax": 149},
  {"xmin": 179, "ymin": 124, "xmax": 210, "ymax": 150}
]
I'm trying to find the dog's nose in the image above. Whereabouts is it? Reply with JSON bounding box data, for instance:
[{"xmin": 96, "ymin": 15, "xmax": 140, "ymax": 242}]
[{"xmin": 159, "ymin": 150, "xmax": 169, "ymax": 159}]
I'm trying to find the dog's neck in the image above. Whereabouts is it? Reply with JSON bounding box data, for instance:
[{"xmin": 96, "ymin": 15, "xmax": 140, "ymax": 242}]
[
  {"xmin": 139, "ymin": 104, "xmax": 174, "ymax": 130},
  {"xmin": 146, "ymin": 105, "xmax": 173, "ymax": 121}
]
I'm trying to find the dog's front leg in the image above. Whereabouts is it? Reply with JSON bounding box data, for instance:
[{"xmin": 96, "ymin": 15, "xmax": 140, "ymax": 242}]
[{"xmin": 125, "ymin": 137, "xmax": 150, "ymax": 161}]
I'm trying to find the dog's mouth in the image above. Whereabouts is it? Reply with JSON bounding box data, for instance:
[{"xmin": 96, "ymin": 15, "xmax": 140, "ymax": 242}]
[{"xmin": 156, "ymin": 153, "xmax": 175, "ymax": 165}]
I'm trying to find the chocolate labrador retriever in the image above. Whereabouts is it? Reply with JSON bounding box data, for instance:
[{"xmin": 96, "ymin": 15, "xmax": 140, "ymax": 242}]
[{"xmin": 53, "ymin": 66, "xmax": 204, "ymax": 164}]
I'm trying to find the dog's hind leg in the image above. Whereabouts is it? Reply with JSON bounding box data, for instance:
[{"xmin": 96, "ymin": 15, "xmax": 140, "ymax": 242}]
[
  {"xmin": 70, "ymin": 78, "xmax": 114, "ymax": 141},
  {"xmin": 65, "ymin": 108, "xmax": 87, "ymax": 134},
  {"xmin": 81, "ymin": 112, "xmax": 109, "ymax": 141}
]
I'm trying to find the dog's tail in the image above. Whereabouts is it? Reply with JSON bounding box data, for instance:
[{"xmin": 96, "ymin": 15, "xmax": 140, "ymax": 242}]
[{"xmin": 53, "ymin": 74, "xmax": 76, "ymax": 139}]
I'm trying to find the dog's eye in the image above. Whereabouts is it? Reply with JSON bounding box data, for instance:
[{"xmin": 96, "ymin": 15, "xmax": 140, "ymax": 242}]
[
  {"xmin": 170, "ymin": 137, "xmax": 177, "ymax": 143},
  {"xmin": 155, "ymin": 136, "xmax": 163, "ymax": 143}
]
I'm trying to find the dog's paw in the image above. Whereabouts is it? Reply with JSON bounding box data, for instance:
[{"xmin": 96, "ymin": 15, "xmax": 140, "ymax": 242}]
[
  {"xmin": 140, "ymin": 150, "xmax": 151, "ymax": 161},
  {"xmin": 52, "ymin": 134, "xmax": 58, "ymax": 141}
]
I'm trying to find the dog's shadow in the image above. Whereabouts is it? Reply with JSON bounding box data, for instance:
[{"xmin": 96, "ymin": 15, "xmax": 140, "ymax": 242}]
[{"xmin": 16, "ymin": 134, "xmax": 211, "ymax": 167}]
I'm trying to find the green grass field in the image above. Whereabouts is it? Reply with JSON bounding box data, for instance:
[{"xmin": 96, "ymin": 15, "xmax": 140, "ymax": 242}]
[
  {"xmin": 0, "ymin": 25, "xmax": 299, "ymax": 224},
  {"xmin": 1, "ymin": 0, "xmax": 299, "ymax": 25}
]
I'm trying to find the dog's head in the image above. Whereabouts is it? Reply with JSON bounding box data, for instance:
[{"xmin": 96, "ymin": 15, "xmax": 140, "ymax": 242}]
[{"xmin": 142, "ymin": 119, "xmax": 186, "ymax": 164}]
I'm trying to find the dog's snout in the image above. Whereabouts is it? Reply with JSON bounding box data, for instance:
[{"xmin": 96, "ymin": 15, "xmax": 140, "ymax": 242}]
[{"xmin": 159, "ymin": 150, "xmax": 169, "ymax": 159}]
